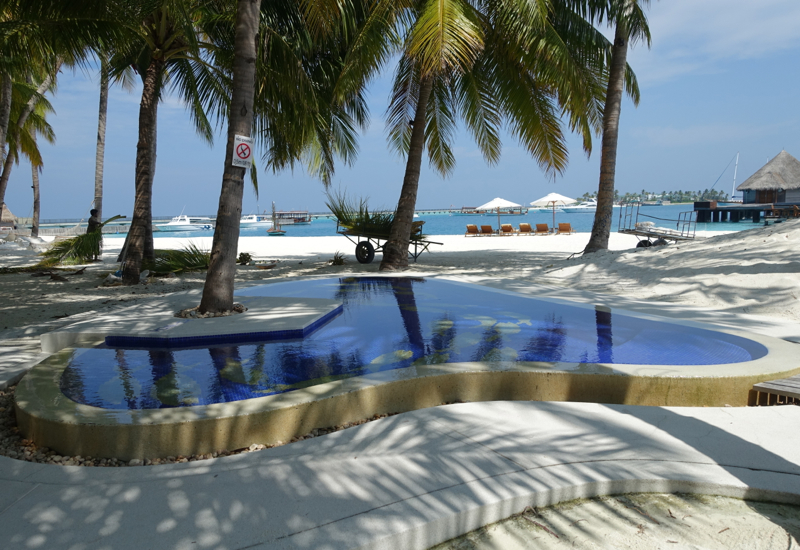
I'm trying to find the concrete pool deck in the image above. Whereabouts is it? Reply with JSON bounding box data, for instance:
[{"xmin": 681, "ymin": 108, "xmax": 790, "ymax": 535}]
[
  {"xmin": 2, "ymin": 401, "xmax": 800, "ymax": 549},
  {"xmin": 2, "ymin": 276, "xmax": 800, "ymax": 548}
]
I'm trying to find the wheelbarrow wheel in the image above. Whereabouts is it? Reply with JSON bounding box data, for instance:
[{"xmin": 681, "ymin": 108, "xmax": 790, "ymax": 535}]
[
  {"xmin": 636, "ymin": 239, "xmax": 652, "ymax": 248},
  {"xmin": 355, "ymin": 241, "xmax": 375, "ymax": 264},
  {"xmin": 652, "ymin": 238, "xmax": 668, "ymax": 247}
]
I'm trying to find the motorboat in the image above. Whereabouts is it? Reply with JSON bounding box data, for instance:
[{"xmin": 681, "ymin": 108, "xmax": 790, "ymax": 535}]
[
  {"xmin": 530, "ymin": 207, "xmax": 563, "ymax": 213},
  {"xmin": 562, "ymin": 199, "xmax": 620, "ymax": 213},
  {"xmin": 561, "ymin": 199, "xmax": 597, "ymax": 213},
  {"xmin": 156, "ymin": 215, "xmax": 213, "ymax": 231},
  {"xmin": 239, "ymin": 214, "xmax": 273, "ymax": 229}
]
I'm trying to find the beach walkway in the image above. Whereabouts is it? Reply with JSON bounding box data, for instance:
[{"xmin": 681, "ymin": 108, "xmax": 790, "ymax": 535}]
[{"xmin": 1, "ymin": 402, "xmax": 800, "ymax": 549}]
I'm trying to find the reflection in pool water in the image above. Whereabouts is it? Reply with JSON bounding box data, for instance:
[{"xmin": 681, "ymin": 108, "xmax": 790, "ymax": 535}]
[{"xmin": 60, "ymin": 277, "xmax": 767, "ymax": 409}]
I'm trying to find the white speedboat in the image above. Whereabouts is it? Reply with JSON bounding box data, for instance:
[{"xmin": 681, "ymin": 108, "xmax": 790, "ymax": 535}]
[
  {"xmin": 530, "ymin": 207, "xmax": 563, "ymax": 213},
  {"xmin": 156, "ymin": 215, "xmax": 213, "ymax": 231},
  {"xmin": 562, "ymin": 199, "xmax": 621, "ymax": 213},
  {"xmin": 239, "ymin": 214, "xmax": 273, "ymax": 229},
  {"xmin": 562, "ymin": 199, "xmax": 598, "ymax": 213}
]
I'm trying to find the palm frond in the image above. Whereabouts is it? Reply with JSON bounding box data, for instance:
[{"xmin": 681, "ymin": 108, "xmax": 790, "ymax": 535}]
[
  {"xmin": 149, "ymin": 243, "xmax": 210, "ymax": 274},
  {"xmin": 425, "ymin": 77, "xmax": 457, "ymax": 176},
  {"xmin": 408, "ymin": 0, "xmax": 484, "ymax": 76}
]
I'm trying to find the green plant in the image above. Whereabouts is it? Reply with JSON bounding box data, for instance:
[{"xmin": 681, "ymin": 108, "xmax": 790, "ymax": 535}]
[
  {"xmin": 330, "ymin": 251, "xmax": 345, "ymax": 265},
  {"xmin": 148, "ymin": 243, "xmax": 210, "ymax": 274},
  {"xmin": 237, "ymin": 252, "xmax": 252, "ymax": 265},
  {"xmin": 38, "ymin": 215, "xmax": 124, "ymax": 265},
  {"xmin": 325, "ymin": 190, "xmax": 394, "ymax": 237}
]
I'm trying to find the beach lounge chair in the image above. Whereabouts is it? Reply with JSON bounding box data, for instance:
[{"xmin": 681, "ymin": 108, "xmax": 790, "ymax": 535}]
[
  {"xmin": 535, "ymin": 223, "xmax": 550, "ymax": 235},
  {"xmin": 518, "ymin": 223, "xmax": 534, "ymax": 235},
  {"xmin": 557, "ymin": 222, "xmax": 573, "ymax": 235},
  {"xmin": 500, "ymin": 224, "xmax": 517, "ymax": 236},
  {"xmin": 480, "ymin": 225, "xmax": 495, "ymax": 236},
  {"xmin": 465, "ymin": 224, "xmax": 479, "ymax": 236}
]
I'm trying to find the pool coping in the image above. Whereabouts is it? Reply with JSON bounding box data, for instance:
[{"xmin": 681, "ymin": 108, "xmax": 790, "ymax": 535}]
[{"xmin": 14, "ymin": 275, "xmax": 800, "ymax": 460}]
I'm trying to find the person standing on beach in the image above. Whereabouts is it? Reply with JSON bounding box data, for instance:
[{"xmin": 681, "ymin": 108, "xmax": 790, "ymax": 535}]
[
  {"xmin": 87, "ymin": 209, "xmax": 102, "ymax": 260},
  {"xmin": 87, "ymin": 209, "xmax": 101, "ymax": 234}
]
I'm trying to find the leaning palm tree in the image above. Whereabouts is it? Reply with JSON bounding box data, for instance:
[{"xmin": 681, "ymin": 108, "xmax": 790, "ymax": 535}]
[
  {"xmin": 4, "ymin": 75, "xmax": 57, "ymax": 237},
  {"xmin": 116, "ymin": 0, "xmax": 229, "ymax": 285},
  {"xmin": 582, "ymin": 0, "xmax": 650, "ymax": 254},
  {"xmin": 0, "ymin": 0, "xmax": 133, "ymax": 198},
  {"xmin": 379, "ymin": 0, "xmax": 622, "ymax": 270},
  {"xmin": 0, "ymin": 58, "xmax": 61, "ymax": 203}
]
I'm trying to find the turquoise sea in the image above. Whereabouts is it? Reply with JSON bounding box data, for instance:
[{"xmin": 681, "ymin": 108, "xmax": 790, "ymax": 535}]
[{"xmin": 152, "ymin": 204, "xmax": 766, "ymax": 238}]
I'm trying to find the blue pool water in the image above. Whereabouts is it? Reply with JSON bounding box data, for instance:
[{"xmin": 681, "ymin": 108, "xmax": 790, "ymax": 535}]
[{"xmin": 60, "ymin": 277, "xmax": 767, "ymax": 410}]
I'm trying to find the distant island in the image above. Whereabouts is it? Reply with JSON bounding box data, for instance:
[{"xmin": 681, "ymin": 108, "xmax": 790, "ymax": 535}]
[{"xmin": 579, "ymin": 189, "xmax": 730, "ymax": 204}]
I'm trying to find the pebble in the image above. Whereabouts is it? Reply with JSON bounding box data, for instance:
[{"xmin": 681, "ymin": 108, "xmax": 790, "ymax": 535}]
[{"xmin": 0, "ymin": 384, "xmax": 404, "ymax": 468}]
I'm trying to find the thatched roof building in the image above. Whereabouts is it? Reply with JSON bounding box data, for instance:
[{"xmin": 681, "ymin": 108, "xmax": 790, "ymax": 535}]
[
  {"xmin": 736, "ymin": 151, "xmax": 800, "ymax": 204},
  {"xmin": 0, "ymin": 202, "xmax": 15, "ymax": 229}
]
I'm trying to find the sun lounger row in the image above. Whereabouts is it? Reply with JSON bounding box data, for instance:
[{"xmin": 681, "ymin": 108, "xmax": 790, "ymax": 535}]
[{"xmin": 465, "ymin": 223, "xmax": 573, "ymax": 236}]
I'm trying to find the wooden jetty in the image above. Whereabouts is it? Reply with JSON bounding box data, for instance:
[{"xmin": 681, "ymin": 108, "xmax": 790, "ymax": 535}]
[
  {"xmin": 693, "ymin": 200, "xmax": 800, "ymax": 224},
  {"xmin": 749, "ymin": 374, "xmax": 800, "ymax": 406}
]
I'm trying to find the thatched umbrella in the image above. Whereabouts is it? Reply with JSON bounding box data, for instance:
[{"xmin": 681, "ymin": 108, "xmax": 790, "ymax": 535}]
[
  {"xmin": 476, "ymin": 197, "xmax": 523, "ymax": 231},
  {"xmin": 531, "ymin": 192, "xmax": 575, "ymax": 229}
]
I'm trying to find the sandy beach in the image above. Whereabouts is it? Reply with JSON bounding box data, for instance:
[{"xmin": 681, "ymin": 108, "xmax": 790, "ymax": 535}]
[
  {"xmin": 2, "ymin": 222, "xmax": 800, "ymax": 549},
  {"xmin": 1, "ymin": 221, "xmax": 798, "ymax": 338}
]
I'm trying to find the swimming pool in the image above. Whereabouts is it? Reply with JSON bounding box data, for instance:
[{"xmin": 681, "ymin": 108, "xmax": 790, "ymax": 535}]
[{"xmin": 59, "ymin": 277, "xmax": 767, "ymax": 410}]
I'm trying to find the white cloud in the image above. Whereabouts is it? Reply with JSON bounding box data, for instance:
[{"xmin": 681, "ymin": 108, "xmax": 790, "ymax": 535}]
[{"xmin": 627, "ymin": 0, "xmax": 800, "ymax": 84}]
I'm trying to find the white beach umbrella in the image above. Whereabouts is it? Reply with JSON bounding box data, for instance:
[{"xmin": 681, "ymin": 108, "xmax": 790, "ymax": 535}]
[
  {"xmin": 476, "ymin": 197, "xmax": 522, "ymax": 230},
  {"xmin": 531, "ymin": 192, "xmax": 576, "ymax": 229}
]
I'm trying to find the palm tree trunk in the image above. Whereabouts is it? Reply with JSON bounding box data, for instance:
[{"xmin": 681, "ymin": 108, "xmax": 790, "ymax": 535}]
[
  {"xmin": 583, "ymin": 21, "xmax": 628, "ymax": 254},
  {"xmin": 0, "ymin": 73, "xmax": 12, "ymax": 165},
  {"xmin": 31, "ymin": 163, "xmax": 40, "ymax": 238},
  {"xmin": 198, "ymin": 0, "xmax": 260, "ymax": 313},
  {"xmin": 122, "ymin": 58, "xmax": 162, "ymax": 285},
  {"xmin": 94, "ymin": 57, "xmax": 109, "ymax": 221},
  {"xmin": 379, "ymin": 74, "xmax": 433, "ymax": 271},
  {"xmin": 0, "ymin": 63, "xmax": 60, "ymax": 206}
]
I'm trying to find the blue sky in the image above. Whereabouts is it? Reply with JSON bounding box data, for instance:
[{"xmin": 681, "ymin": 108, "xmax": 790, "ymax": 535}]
[{"xmin": 5, "ymin": 0, "xmax": 800, "ymax": 219}]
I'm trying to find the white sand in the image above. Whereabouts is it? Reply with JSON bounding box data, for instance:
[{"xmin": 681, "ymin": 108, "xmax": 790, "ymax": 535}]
[
  {"xmin": 2, "ymin": 224, "xmax": 800, "ymax": 548},
  {"xmin": 1, "ymin": 221, "xmax": 799, "ymax": 338}
]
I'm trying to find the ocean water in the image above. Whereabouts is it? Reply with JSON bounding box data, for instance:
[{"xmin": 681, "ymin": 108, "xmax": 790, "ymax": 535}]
[{"xmin": 152, "ymin": 204, "xmax": 766, "ymax": 238}]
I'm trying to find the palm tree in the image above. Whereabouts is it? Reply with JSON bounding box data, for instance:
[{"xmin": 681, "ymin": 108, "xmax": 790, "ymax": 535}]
[
  {"xmin": 198, "ymin": 0, "xmax": 373, "ymax": 313},
  {"xmin": 379, "ymin": 0, "xmax": 619, "ymax": 270},
  {"xmin": 1, "ymin": 73, "xmax": 57, "ymax": 237},
  {"xmin": 93, "ymin": 56, "xmax": 110, "ymax": 221},
  {"xmin": 0, "ymin": 59, "xmax": 61, "ymax": 203},
  {"xmin": 117, "ymin": 0, "xmax": 228, "ymax": 285},
  {"xmin": 0, "ymin": 0, "xmax": 132, "ymax": 201},
  {"xmin": 583, "ymin": 0, "xmax": 650, "ymax": 254},
  {"xmin": 197, "ymin": 0, "xmax": 259, "ymax": 312}
]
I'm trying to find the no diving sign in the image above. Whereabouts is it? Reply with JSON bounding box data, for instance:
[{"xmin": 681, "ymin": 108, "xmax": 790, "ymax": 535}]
[{"xmin": 232, "ymin": 134, "xmax": 252, "ymax": 169}]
